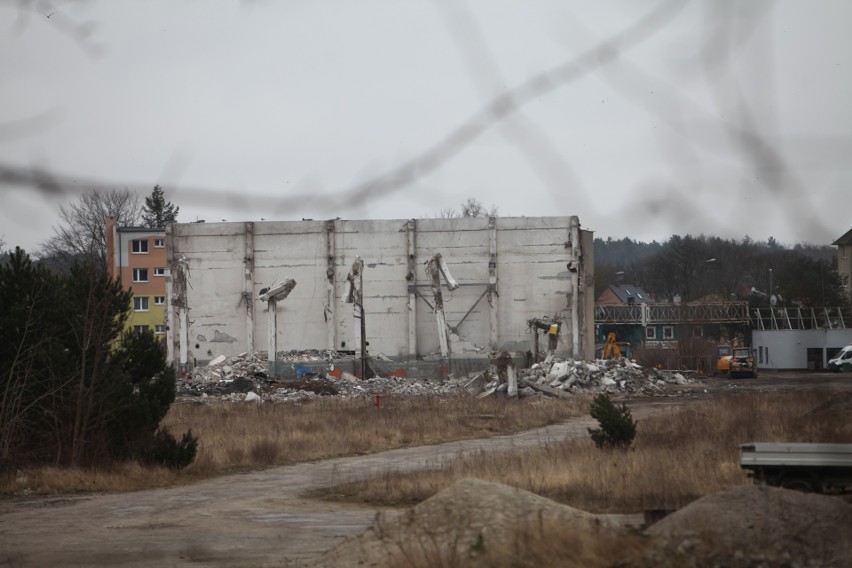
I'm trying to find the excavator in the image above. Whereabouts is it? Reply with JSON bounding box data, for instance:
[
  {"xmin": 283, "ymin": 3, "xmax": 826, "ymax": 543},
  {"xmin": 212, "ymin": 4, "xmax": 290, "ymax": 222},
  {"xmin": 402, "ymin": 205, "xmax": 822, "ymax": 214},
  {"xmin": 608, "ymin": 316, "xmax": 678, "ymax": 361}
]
[{"xmin": 602, "ymin": 332, "xmax": 622, "ymax": 359}]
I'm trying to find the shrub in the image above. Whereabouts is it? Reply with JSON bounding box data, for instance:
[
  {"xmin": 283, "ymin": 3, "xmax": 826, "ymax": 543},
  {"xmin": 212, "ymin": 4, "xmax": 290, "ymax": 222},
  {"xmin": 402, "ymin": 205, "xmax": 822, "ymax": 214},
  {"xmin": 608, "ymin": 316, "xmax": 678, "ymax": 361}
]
[
  {"xmin": 144, "ymin": 429, "xmax": 198, "ymax": 469},
  {"xmin": 587, "ymin": 394, "xmax": 637, "ymax": 449}
]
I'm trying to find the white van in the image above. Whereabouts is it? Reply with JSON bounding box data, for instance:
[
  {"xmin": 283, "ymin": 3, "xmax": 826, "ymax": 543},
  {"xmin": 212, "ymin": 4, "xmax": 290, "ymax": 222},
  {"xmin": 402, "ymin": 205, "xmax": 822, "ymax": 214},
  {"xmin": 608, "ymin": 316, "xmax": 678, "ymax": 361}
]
[{"xmin": 828, "ymin": 344, "xmax": 852, "ymax": 372}]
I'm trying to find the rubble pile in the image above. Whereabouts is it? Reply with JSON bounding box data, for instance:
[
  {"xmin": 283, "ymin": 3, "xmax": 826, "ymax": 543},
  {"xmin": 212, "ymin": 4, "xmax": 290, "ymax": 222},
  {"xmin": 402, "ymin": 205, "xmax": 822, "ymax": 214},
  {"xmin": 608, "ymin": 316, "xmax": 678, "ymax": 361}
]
[
  {"xmin": 176, "ymin": 350, "xmax": 470, "ymax": 402},
  {"xmin": 176, "ymin": 350, "xmax": 694, "ymax": 403},
  {"xmin": 178, "ymin": 351, "xmax": 267, "ymax": 397},
  {"xmin": 479, "ymin": 356, "xmax": 694, "ymax": 399}
]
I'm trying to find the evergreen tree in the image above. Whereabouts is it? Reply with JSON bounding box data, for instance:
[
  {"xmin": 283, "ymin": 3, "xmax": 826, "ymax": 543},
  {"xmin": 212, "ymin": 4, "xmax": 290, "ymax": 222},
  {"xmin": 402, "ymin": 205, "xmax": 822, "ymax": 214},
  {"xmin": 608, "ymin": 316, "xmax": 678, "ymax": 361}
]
[
  {"xmin": 587, "ymin": 394, "xmax": 637, "ymax": 450},
  {"xmin": 0, "ymin": 248, "xmax": 187, "ymax": 469},
  {"xmin": 142, "ymin": 185, "xmax": 179, "ymax": 228}
]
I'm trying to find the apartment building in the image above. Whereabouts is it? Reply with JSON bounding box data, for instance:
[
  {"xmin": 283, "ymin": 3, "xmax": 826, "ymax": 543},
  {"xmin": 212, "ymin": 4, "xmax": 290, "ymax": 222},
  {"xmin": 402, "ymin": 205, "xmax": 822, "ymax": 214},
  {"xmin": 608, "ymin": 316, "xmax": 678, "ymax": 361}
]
[{"xmin": 106, "ymin": 217, "xmax": 168, "ymax": 336}]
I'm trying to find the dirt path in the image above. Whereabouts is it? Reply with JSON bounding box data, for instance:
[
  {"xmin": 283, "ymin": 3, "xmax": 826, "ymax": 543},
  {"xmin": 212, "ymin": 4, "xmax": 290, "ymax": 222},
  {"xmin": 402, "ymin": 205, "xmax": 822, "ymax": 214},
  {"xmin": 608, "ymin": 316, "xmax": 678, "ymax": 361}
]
[{"xmin": 0, "ymin": 405, "xmax": 668, "ymax": 568}]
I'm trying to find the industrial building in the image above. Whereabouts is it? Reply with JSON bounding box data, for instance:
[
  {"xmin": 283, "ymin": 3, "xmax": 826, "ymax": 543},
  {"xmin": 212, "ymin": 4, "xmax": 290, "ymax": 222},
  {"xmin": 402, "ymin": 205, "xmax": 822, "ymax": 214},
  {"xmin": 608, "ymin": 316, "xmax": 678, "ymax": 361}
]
[{"xmin": 165, "ymin": 216, "xmax": 594, "ymax": 376}]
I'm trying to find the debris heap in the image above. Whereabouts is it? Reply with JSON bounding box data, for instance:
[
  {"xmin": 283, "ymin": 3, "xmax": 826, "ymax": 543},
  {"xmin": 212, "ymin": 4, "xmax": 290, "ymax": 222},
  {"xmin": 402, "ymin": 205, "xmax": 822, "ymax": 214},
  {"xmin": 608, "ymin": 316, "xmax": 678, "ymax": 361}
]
[
  {"xmin": 176, "ymin": 351, "xmax": 694, "ymax": 403},
  {"xmin": 478, "ymin": 357, "xmax": 693, "ymax": 399}
]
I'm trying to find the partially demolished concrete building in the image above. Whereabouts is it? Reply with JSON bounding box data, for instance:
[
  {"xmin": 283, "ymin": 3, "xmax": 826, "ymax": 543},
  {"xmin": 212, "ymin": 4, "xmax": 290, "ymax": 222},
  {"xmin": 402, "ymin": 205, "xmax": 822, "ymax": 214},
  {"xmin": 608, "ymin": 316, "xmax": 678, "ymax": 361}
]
[{"xmin": 165, "ymin": 216, "xmax": 594, "ymax": 376}]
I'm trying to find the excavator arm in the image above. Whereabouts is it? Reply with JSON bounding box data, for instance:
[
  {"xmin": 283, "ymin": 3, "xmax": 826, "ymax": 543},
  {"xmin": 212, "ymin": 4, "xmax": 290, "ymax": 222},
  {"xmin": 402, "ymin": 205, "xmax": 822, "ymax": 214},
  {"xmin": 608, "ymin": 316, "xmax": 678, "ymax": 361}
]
[{"xmin": 602, "ymin": 332, "xmax": 621, "ymax": 359}]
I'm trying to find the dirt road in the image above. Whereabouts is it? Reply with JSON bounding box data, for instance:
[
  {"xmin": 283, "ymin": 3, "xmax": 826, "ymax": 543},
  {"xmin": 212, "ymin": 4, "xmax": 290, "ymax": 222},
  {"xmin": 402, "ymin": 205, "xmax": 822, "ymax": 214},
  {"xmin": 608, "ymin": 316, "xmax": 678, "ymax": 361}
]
[{"xmin": 1, "ymin": 374, "xmax": 847, "ymax": 567}]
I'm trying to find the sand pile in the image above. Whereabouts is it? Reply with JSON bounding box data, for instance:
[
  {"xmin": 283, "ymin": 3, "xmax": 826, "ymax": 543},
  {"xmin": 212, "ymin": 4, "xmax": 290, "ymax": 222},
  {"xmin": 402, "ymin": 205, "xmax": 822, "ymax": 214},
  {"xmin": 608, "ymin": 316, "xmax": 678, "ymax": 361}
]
[
  {"xmin": 313, "ymin": 478, "xmax": 630, "ymax": 567},
  {"xmin": 646, "ymin": 484, "xmax": 852, "ymax": 566},
  {"xmin": 316, "ymin": 480, "xmax": 852, "ymax": 567}
]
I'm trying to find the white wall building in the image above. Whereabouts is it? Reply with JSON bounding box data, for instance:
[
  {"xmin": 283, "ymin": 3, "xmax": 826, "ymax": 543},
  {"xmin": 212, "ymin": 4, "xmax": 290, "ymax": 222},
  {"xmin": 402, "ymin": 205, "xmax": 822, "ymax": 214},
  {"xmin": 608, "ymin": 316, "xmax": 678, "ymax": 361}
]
[
  {"xmin": 754, "ymin": 329, "xmax": 852, "ymax": 370},
  {"xmin": 166, "ymin": 216, "xmax": 594, "ymax": 373}
]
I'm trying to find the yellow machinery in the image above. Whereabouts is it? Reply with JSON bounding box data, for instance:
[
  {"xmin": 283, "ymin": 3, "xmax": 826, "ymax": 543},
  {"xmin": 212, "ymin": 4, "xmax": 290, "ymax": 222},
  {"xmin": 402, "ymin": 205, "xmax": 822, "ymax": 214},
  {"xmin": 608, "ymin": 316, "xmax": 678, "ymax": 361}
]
[
  {"xmin": 602, "ymin": 332, "xmax": 622, "ymax": 359},
  {"xmin": 716, "ymin": 344, "xmax": 757, "ymax": 378}
]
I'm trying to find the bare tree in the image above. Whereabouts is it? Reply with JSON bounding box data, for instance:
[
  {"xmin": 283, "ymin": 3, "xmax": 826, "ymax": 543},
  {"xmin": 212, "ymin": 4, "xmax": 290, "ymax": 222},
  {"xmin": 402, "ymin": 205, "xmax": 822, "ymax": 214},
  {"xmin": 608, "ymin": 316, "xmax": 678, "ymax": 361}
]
[
  {"xmin": 41, "ymin": 189, "xmax": 141, "ymax": 265},
  {"xmin": 460, "ymin": 197, "xmax": 498, "ymax": 218},
  {"xmin": 438, "ymin": 197, "xmax": 498, "ymax": 219}
]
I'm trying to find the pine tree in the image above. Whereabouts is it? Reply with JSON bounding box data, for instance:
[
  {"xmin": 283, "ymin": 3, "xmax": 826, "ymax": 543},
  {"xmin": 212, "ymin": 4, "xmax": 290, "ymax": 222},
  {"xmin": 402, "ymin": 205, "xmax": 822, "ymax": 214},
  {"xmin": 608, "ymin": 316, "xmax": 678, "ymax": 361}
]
[
  {"xmin": 142, "ymin": 185, "xmax": 179, "ymax": 228},
  {"xmin": 587, "ymin": 394, "xmax": 637, "ymax": 450}
]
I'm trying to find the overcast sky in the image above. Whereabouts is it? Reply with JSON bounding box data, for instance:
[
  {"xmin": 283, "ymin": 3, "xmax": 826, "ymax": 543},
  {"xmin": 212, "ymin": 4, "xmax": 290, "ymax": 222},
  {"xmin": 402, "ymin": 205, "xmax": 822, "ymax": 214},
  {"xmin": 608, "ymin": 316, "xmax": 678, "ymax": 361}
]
[{"xmin": 2, "ymin": 0, "xmax": 850, "ymax": 254}]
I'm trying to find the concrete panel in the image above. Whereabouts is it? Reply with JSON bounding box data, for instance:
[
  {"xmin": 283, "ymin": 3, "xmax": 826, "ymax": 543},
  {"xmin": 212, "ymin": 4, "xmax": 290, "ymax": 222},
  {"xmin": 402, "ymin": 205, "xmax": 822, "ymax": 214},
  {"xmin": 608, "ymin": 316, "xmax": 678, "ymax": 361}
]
[{"xmin": 168, "ymin": 216, "xmax": 592, "ymax": 371}]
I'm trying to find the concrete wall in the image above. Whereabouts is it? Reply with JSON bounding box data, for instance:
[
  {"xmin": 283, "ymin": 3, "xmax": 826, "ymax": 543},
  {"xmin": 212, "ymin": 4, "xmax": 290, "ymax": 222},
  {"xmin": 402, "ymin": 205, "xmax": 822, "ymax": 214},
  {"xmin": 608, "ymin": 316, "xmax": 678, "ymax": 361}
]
[
  {"xmin": 754, "ymin": 329, "xmax": 852, "ymax": 370},
  {"xmin": 166, "ymin": 216, "xmax": 593, "ymax": 371}
]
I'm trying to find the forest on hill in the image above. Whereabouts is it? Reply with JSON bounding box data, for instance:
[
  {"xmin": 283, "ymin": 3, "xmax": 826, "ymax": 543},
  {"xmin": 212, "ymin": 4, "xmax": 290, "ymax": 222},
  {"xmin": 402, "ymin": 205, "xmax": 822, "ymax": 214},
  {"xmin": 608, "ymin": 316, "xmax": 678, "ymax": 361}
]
[{"xmin": 593, "ymin": 235, "xmax": 846, "ymax": 308}]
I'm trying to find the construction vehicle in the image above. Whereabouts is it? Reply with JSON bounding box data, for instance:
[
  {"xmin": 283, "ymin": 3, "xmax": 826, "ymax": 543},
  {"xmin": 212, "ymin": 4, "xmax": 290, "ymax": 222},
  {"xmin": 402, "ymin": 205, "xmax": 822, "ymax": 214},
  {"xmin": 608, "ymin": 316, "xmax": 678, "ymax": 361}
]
[
  {"xmin": 722, "ymin": 347, "xmax": 757, "ymax": 378},
  {"xmin": 716, "ymin": 342, "xmax": 756, "ymax": 378},
  {"xmin": 740, "ymin": 442, "xmax": 852, "ymax": 493},
  {"xmin": 602, "ymin": 332, "xmax": 621, "ymax": 359}
]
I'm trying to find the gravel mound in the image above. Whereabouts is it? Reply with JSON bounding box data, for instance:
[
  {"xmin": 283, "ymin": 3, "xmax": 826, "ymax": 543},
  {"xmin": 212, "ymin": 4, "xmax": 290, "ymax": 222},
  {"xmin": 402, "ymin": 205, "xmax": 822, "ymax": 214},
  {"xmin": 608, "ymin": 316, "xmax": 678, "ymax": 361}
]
[
  {"xmin": 314, "ymin": 478, "xmax": 622, "ymax": 567},
  {"xmin": 646, "ymin": 484, "xmax": 852, "ymax": 566}
]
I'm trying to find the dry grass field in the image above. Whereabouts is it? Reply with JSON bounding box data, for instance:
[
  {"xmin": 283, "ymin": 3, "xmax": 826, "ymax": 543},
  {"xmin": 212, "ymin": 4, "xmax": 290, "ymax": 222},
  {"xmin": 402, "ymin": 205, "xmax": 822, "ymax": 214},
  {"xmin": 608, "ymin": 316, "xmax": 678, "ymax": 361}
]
[
  {"xmin": 3, "ymin": 389, "xmax": 849, "ymax": 510},
  {"xmin": 1, "ymin": 395, "xmax": 587, "ymax": 495},
  {"xmin": 3, "ymin": 387, "xmax": 850, "ymax": 567},
  {"xmin": 317, "ymin": 390, "xmax": 852, "ymax": 513}
]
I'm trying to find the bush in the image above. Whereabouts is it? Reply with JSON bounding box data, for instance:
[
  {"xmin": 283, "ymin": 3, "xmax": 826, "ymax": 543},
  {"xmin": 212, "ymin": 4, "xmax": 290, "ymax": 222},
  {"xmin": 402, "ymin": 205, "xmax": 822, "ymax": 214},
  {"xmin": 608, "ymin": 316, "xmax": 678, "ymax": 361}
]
[
  {"xmin": 587, "ymin": 394, "xmax": 637, "ymax": 449},
  {"xmin": 144, "ymin": 429, "xmax": 198, "ymax": 469}
]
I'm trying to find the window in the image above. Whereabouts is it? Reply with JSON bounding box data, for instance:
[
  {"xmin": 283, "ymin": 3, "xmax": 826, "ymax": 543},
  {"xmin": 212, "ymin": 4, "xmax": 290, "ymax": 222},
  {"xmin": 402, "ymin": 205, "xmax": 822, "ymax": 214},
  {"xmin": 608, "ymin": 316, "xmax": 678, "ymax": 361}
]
[
  {"xmin": 132, "ymin": 325, "xmax": 149, "ymax": 334},
  {"xmin": 645, "ymin": 326, "xmax": 657, "ymax": 340},
  {"xmin": 154, "ymin": 239, "xmax": 165, "ymax": 248},
  {"xmin": 131, "ymin": 239, "xmax": 148, "ymax": 254},
  {"xmin": 154, "ymin": 325, "xmax": 166, "ymax": 334},
  {"xmin": 133, "ymin": 297, "xmax": 149, "ymax": 311},
  {"xmin": 662, "ymin": 326, "xmax": 675, "ymax": 340},
  {"xmin": 132, "ymin": 268, "xmax": 148, "ymax": 282},
  {"xmin": 154, "ymin": 296, "xmax": 166, "ymax": 305},
  {"xmin": 154, "ymin": 267, "xmax": 166, "ymax": 277},
  {"xmin": 693, "ymin": 327, "xmax": 704, "ymax": 338},
  {"xmin": 842, "ymin": 246, "xmax": 847, "ymax": 259}
]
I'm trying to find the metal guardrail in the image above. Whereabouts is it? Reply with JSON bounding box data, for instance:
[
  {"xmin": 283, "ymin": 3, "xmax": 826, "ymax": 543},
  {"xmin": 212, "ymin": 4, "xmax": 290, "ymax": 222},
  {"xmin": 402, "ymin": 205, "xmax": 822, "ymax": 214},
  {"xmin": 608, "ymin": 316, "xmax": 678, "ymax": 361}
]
[{"xmin": 595, "ymin": 302, "xmax": 750, "ymax": 325}]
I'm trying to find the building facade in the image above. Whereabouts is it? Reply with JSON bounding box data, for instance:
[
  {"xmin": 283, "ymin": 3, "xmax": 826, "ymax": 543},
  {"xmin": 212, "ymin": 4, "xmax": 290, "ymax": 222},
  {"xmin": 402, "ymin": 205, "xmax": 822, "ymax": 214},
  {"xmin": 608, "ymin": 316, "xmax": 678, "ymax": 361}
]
[
  {"xmin": 165, "ymin": 216, "xmax": 595, "ymax": 374},
  {"xmin": 106, "ymin": 218, "xmax": 168, "ymax": 336},
  {"xmin": 752, "ymin": 306, "xmax": 852, "ymax": 370}
]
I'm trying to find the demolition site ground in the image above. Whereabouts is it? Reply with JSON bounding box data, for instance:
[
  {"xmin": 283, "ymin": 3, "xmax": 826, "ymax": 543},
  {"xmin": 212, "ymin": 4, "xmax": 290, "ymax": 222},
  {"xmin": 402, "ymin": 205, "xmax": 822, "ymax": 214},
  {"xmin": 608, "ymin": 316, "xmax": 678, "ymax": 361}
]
[{"xmin": 0, "ymin": 370, "xmax": 850, "ymax": 567}]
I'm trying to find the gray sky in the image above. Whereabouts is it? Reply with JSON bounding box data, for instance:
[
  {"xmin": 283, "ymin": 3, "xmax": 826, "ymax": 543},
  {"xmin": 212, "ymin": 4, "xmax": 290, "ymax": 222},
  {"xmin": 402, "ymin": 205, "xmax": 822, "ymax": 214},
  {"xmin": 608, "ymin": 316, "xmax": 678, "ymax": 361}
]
[{"xmin": 2, "ymin": 0, "xmax": 851, "ymax": 254}]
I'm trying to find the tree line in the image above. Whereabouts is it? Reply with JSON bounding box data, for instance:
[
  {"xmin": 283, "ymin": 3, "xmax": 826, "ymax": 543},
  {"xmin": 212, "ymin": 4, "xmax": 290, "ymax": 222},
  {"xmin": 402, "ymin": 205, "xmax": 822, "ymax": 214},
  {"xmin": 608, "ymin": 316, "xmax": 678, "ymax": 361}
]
[{"xmin": 595, "ymin": 235, "xmax": 847, "ymax": 308}]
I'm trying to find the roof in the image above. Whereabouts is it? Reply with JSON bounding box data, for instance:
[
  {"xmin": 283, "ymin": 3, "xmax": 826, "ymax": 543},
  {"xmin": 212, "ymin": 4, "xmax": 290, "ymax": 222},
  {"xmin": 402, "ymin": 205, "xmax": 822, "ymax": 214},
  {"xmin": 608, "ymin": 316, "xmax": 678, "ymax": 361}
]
[
  {"xmin": 607, "ymin": 284, "xmax": 651, "ymax": 304},
  {"xmin": 832, "ymin": 227, "xmax": 852, "ymax": 246},
  {"xmin": 116, "ymin": 226, "xmax": 166, "ymax": 234}
]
